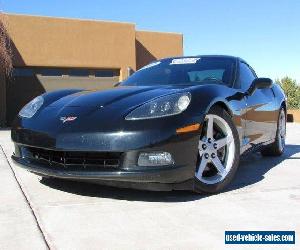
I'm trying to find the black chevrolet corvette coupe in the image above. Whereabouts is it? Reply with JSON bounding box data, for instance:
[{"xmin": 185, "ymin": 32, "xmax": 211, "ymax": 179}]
[{"xmin": 11, "ymin": 55, "xmax": 286, "ymax": 193}]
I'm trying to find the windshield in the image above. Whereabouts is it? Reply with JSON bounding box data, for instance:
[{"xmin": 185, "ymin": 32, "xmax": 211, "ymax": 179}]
[{"xmin": 122, "ymin": 57, "xmax": 236, "ymax": 87}]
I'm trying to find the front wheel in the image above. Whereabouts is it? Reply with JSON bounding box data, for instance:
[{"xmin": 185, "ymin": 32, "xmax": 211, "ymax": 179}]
[{"xmin": 193, "ymin": 107, "xmax": 240, "ymax": 193}]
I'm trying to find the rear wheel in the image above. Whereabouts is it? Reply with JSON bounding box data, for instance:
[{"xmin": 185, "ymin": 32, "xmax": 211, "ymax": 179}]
[
  {"xmin": 193, "ymin": 107, "xmax": 240, "ymax": 193},
  {"xmin": 261, "ymin": 108, "xmax": 286, "ymax": 156}
]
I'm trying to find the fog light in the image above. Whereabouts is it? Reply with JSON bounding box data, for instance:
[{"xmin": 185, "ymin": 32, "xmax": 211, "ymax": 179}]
[{"xmin": 138, "ymin": 152, "xmax": 174, "ymax": 166}]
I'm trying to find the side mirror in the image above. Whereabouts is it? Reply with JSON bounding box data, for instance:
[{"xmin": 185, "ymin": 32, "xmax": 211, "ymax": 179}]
[{"xmin": 247, "ymin": 78, "xmax": 273, "ymax": 96}]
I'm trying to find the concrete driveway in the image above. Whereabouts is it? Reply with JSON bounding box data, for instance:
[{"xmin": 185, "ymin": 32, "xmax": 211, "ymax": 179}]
[{"xmin": 0, "ymin": 124, "xmax": 299, "ymax": 250}]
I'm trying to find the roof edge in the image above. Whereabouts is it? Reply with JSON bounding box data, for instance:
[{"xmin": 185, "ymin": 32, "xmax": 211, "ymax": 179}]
[
  {"xmin": 136, "ymin": 29, "xmax": 183, "ymax": 36},
  {"xmin": 3, "ymin": 12, "xmax": 136, "ymax": 26}
]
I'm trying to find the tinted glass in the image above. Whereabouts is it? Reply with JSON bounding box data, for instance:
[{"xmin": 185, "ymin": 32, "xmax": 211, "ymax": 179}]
[
  {"xmin": 188, "ymin": 69, "xmax": 225, "ymax": 82},
  {"xmin": 122, "ymin": 57, "xmax": 236, "ymax": 86},
  {"xmin": 95, "ymin": 70, "xmax": 118, "ymax": 77},
  {"xmin": 39, "ymin": 68, "xmax": 64, "ymax": 76},
  {"xmin": 239, "ymin": 62, "xmax": 256, "ymax": 90},
  {"xmin": 69, "ymin": 69, "xmax": 90, "ymax": 77},
  {"xmin": 13, "ymin": 68, "xmax": 34, "ymax": 77}
]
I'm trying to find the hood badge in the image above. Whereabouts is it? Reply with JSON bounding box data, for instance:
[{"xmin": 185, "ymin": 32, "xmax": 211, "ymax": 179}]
[{"xmin": 60, "ymin": 116, "xmax": 77, "ymax": 123}]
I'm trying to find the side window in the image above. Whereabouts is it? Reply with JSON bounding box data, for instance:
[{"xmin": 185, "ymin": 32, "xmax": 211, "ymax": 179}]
[{"xmin": 239, "ymin": 62, "xmax": 256, "ymax": 91}]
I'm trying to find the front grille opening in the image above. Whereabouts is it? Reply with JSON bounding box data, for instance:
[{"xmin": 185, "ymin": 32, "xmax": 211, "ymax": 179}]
[{"xmin": 23, "ymin": 147, "xmax": 121, "ymax": 171}]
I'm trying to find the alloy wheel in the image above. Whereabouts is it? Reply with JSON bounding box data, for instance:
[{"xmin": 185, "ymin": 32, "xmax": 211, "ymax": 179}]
[{"xmin": 195, "ymin": 114, "xmax": 235, "ymax": 184}]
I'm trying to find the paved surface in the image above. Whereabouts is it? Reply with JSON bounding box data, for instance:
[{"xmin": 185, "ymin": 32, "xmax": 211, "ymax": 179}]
[{"xmin": 0, "ymin": 124, "xmax": 299, "ymax": 250}]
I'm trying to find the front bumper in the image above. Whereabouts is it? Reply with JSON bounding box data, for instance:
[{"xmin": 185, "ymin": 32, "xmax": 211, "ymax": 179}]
[
  {"xmin": 12, "ymin": 155, "xmax": 194, "ymax": 191},
  {"xmin": 12, "ymin": 131, "xmax": 200, "ymax": 191}
]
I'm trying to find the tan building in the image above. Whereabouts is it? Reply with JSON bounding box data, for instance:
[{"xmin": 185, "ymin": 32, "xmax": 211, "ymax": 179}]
[{"xmin": 0, "ymin": 14, "xmax": 183, "ymax": 126}]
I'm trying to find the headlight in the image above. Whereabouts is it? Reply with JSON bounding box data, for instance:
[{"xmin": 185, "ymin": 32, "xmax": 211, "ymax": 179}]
[
  {"xmin": 19, "ymin": 96, "xmax": 44, "ymax": 118},
  {"xmin": 125, "ymin": 92, "xmax": 191, "ymax": 120}
]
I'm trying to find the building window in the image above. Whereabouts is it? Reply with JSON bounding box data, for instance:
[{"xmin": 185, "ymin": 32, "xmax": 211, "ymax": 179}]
[
  {"xmin": 94, "ymin": 70, "xmax": 119, "ymax": 77},
  {"xmin": 12, "ymin": 68, "xmax": 35, "ymax": 77},
  {"xmin": 39, "ymin": 68, "xmax": 64, "ymax": 76},
  {"xmin": 68, "ymin": 69, "xmax": 90, "ymax": 77},
  {"xmin": 12, "ymin": 67, "xmax": 120, "ymax": 78}
]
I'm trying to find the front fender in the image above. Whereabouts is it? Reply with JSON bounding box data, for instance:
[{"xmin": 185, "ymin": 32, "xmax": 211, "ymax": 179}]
[{"xmin": 189, "ymin": 85, "xmax": 237, "ymax": 116}]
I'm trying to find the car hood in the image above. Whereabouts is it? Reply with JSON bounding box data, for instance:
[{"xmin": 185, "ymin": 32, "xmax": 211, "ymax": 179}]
[
  {"xmin": 19, "ymin": 85, "xmax": 200, "ymax": 134},
  {"xmin": 47, "ymin": 85, "xmax": 189, "ymax": 108}
]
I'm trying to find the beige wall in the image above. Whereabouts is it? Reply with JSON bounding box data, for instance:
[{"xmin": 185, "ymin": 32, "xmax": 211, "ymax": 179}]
[
  {"xmin": 5, "ymin": 14, "xmax": 183, "ymax": 77},
  {"xmin": 136, "ymin": 30, "xmax": 183, "ymax": 69},
  {"xmin": 5, "ymin": 14, "xmax": 137, "ymax": 78}
]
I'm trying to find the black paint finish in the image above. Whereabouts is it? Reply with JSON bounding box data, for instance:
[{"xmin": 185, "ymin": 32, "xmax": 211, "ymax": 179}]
[{"xmin": 11, "ymin": 56, "xmax": 286, "ymax": 191}]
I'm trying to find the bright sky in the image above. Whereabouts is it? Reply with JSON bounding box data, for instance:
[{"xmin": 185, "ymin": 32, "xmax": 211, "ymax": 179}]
[{"xmin": 1, "ymin": 0, "xmax": 300, "ymax": 82}]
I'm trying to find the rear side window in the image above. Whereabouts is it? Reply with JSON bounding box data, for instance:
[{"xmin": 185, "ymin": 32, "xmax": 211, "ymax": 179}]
[{"xmin": 239, "ymin": 62, "xmax": 256, "ymax": 90}]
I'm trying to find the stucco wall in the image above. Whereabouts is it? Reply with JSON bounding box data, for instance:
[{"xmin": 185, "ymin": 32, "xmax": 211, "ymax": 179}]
[
  {"xmin": 135, "ymin": 30, "xmax": 183, "ymax": 69},
  {"xmin": 5, "ymin": 14, "xmax": 137, "ymax": 78},
  {"xmin": 5, "ymin": 14, "xmax": 183, "ymax": 76}
]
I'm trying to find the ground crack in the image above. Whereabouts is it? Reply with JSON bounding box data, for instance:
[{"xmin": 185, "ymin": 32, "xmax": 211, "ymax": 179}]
[{"xmin": 0, "ymin": 145, "xmax": 52, "ymax": 250}]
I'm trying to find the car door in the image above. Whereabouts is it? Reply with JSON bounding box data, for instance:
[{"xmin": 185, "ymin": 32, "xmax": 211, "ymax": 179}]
[{"xmin": 238, "ymin": 62, "xmax": 277, "ymax": 151}]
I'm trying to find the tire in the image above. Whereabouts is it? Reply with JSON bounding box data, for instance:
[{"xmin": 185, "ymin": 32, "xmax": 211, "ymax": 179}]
[
  {"xmin": 261, "ymin": 108, "xmax": 286, "ymax": 156},
  {"xmin": 193, "ymin": 106, "xmax": 240, "ymax": 194}
]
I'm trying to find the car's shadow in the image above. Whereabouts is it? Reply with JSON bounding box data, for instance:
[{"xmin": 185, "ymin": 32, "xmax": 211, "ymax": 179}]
[
  {"xmin": 228, "ymin": 144, "xmax": 300, "ymax": 191},
  {"xmin": 41, "ymin": 144, "xmax": 300, "ymax": 203}
]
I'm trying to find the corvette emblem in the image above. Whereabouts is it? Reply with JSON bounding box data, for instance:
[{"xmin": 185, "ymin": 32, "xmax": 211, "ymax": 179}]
[{"xmin": 60, "ymin": 116, "xmax": 77, "ymax": 123}]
